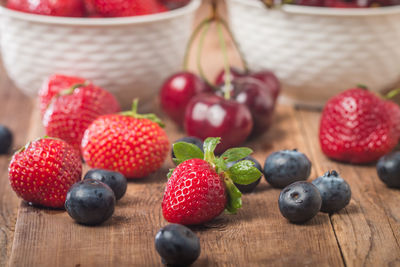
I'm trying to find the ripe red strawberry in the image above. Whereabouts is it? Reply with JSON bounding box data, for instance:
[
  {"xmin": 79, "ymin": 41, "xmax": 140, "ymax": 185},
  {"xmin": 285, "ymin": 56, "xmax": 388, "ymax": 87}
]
[
  {"xmin": 91, "ymin": 0, "xmax": 167, "ymax": 17},
  {"xmin": 8, "ymin": 137, "xmax": 82, "ymax": 208},
  {"xmin": 7, "ymin": 0, "xmax": 85, "ymax": 17},
  {"xmin": 81, "ymin": 100, "xmax": 170, "ymax": 178},
  {"xmin": 41, "ymin": 79, "xmax": 120, "ymax": 153},
  {"xmin": 319, "ymin": 88, "xmax": 398, "ymax": 164},
  {"xmin": 162, "ymin": 137, "xmax": 262, "ymax": 225},
  {"xmin": 163, "ymin": 158, "xmax": 226, "ymax": 225},
  {"xmin": 39, "ymin": 74, "xmax": 86, "ymax": 116}
]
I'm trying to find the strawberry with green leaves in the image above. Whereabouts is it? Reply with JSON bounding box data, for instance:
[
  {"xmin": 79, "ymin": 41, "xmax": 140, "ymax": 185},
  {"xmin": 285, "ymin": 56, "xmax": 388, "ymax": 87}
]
[{"xmin": 162, "ymin": 137, "xmax": 262, "ymax": 225}]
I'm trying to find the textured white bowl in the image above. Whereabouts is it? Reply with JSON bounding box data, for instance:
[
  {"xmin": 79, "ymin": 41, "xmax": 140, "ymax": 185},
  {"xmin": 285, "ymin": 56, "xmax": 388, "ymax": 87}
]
[
  {"xmin": 0, "ymin": 1, "xmax": 201, "ymax": 108},
  {"xmin": 227, "ymin": 0, "xmax": 400, "ymax": 107}
]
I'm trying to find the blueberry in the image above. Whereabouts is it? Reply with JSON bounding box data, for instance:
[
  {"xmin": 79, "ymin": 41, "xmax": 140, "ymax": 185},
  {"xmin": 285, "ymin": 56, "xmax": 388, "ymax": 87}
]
[
  {"xmin": 377, "ymin": 152, "xmax": 400, "ymax": 188},
  {"xmin": 155, "ymin": 224, "xmax": 200, "ymax": 267},
  {"xmin": 278, "ymin": 181, "xmax": 322, "ymax": 223},
  {"xmin": 0, "ymin": 125, "xmax": 13, "ymax": 154},
  {"xmin": 171, "ymin": 136, "xmax": 203, "ymax": 159},
  {"xmin": 264, "ymin": 149, "xmax": 311, "ymax": 188},
  {"xmin": 65, "ymin": 179, "xmax": 116, "ymax": 225},
  {"xmin": 84, "ymin": 169, "xmax": 127, "ymax": 200},
  {"xmin": 312, "ymin": 170, "xmax": 351, "ymax": 213},
  {"xmin": 226, "ymin": 156, "xmax": 262, "ymax": 193}
]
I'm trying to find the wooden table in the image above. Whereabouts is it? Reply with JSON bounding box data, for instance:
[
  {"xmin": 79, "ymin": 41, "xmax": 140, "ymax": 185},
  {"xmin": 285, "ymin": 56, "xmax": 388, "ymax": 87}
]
[{"xmin": 1, "ymin": 2, "xmax": 400, "ymax": 266}]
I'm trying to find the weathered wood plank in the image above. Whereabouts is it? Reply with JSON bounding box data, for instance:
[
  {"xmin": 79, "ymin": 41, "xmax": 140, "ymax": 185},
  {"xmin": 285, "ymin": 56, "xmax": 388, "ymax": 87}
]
[
  {"xmin": 9, "ymin": 106, "xmax": 345, "ymax": 267},
  {"xmin": 0, "ymin": 66, "xmax": 33, "ymax": 267},
  {"xmin": 298, "ymin": 109, "xmax": 400, "ymax": 267}
]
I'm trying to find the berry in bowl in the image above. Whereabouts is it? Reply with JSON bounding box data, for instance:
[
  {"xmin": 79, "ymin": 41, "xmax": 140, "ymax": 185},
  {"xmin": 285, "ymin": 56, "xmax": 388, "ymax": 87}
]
[
  {"xmin": 0, "ymin": 0, "xmax": 200, "ymax": 108},
  {"xmin": 227, "ymin": 0, "xmax": 400, "ymax": 107}
]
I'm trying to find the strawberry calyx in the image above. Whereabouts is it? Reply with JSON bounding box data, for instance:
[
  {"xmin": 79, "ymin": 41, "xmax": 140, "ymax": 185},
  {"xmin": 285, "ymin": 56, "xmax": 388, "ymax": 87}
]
[
  {"xmin": 170, "ymin": 137, "xmax": 262, "ymax": 214},
  {"xmin": 58, "ymin": 83, "xmax": 88, "ymax": 96},
  {"xmin": 44, "ymin": 82, "xmax": 90, "ymax": 114},
  {"xmin": 384, "ymin": 88, "xmax": 400, "ymax": 100},
  {"xmin": 356, "ymin": 84, "xmax": 368, "ymax": 90},
  {"xmin": 120, "ymin": 99, "xmax": 165, "ymax": 128},
  {"xmin": 16, "ymin": 136, "xmax": 58, "ymax": 153}
]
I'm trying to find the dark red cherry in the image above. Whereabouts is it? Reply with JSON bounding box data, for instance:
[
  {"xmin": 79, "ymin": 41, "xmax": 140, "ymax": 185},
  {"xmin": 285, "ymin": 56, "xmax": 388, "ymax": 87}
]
[
  {"xmin": 160, "ymin": 72, "xmax": 212, "ymax": 126},
  {"xmin": 250, "ymin": 70, "xmax": 281, "ymax": 101},
  {"xmin": 214, "ymin": 67, "xmax": 245, "ymax": 86},
  {"xmin": 232, "ymin": 77, "xmax": 275, "ymax": 136},
  {"xmin": 184, "ymin": 93, "xmax": 253, "ymax": 154}
]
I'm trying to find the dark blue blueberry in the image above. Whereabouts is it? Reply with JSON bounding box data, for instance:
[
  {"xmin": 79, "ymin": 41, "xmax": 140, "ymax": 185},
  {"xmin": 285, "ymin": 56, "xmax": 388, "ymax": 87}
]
[
  {"xmin": 278, "ymin": 181, "xmax": 322, "ymax": 223},
  {"xmin": 155, "ymin": 224, "xmax": 200, "ymax": 267},
  {"xmin": 65, "ymin": 179, "xmax": 116, "ymax": 225},
  {"xmin": 84, "ymin": 169, "xmax": 127, "ymax": 200},
  {"xmin": 377, "ymin": 152, "xmax": 400, "ymax": 188},
  {"xmin": 227, "ymin": 156, "xmax": 262, "ymax": 193},
  {"xmin": 264, "ymin": 149, "xmax": 311, "ymax": 188},
  {"xmin": 0, "ymin": 125, "xmax": 13, "ymax": 154},
  {"xmin": 171, "ymin": 136, "xmax": 203, "ymax": 159},
  {"xmin": 312, "ymin": 170, "xmax": 351, "ymax": 213}
]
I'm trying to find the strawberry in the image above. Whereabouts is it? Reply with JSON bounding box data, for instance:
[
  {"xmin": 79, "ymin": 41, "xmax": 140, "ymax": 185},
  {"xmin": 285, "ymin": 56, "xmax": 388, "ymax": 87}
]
[
  {"xmin": 81, "ymin": 100, "xmax": 170, "ymax": 178},
  {"xmin": 7, "ymin": 0, "xmax": 85, "ymax": 17},
  {"xmin": 162, "ymin": 137, "xmax": 262, "ymax": 225},
  {"xmin": 8, "ymin": 137, "xmax": 82, "ymax": 208},
  {"xmin": 41, "ymin": 78, "xmax": 120, "ymax": 153},
  {"xmin": 39, "ymin": 74, "xmax": 86, "ymax": 116},
  {"xmin": 319, "ymin": 87, "xmax": 398, "ymax": 164},
  {"xmin": 91, "ymin": 0, "xmax": 167, "ymax": 17}
]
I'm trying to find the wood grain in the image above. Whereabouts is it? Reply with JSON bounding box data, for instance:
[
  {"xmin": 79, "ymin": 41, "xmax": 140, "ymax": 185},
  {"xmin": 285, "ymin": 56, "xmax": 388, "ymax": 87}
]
[
  {"xmin": 3, "ymin": 1, "xmax": 400, "ymax": 266},
  {"xmin": 297, "ymin": 109, "xmax": 400, "ymax": 267},
  {"xmin": 9, "ymin": 106, "xmax": 346, "ymax": 267},
  {"xmin": 0, "ymin": 64, "xmax": 33, "ymax": 266}
]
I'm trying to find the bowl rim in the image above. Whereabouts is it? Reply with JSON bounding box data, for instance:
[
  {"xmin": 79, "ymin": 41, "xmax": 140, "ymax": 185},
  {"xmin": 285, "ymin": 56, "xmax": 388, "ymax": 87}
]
[
  {"xmin": 0, "ymin": 0, "xmax": 201, "ymax": 25},
  {"xmin": 229, "ymin": 0, "xmax": 400, "ymax": 16}
]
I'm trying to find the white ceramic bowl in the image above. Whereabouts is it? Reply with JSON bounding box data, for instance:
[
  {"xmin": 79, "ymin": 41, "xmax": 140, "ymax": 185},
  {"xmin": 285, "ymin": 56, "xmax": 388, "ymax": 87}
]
[
  {"xmin": 0, "ymin": 1, "xmax": 201, "ymax": 108},
  {"xmin": 227, "ymin": 0, "xmax": 400, "ymax": 107}
]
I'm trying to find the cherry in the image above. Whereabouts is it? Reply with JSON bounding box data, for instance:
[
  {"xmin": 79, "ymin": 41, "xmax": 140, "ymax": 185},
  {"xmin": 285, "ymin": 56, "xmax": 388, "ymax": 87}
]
[
  {"xmin": 214, "ymin": 67, "xmax": 245, "ymax": 86},
  {"xmin": 184, "ymin": 93, "xmax": 253, "ymax": 154},
  {"xmin": 250, "ymin": 70, "xmax": 281, "ymax": 101},
  {"xmin": 232, "ymin": 77, "xmax": 275, "ymax": 136},
  {"xmin": 160, "ymin": 72, "xmax": 212, "ymax": 126}
]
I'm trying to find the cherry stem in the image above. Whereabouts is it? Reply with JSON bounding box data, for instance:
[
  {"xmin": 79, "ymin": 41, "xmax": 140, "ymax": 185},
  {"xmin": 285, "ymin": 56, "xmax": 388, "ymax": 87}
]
[
  {"xmin": 196, "ymin": 21, "xmax": 214, "ymax": 89},
  {"xmin": 384, "ymin": 88, "xmax": 400, "ymax": 99},
  {"xmin": 216, "ymin": 20, "xmax": 232, "ymax": 100},
  {"xmin": 218, "ymin": 19, "xmax": 249, "ymax": 73},
  {"xmin": 183, "ymin": 18, "xmax": 213, "ymax": 71}
]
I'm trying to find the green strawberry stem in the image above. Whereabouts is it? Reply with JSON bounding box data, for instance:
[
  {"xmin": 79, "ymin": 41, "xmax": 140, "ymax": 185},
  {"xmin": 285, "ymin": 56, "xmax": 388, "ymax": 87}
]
[
  {"xmin": 120, "ymin": 99, "xmax": 165, "ymax": 128},
  {"xmin": 356, "ymin": 84, "xmax": 368, "ymax": 90},
  {"xmin": 171, "ymin": 137, "xmax": 262, "ymax": 214},
  {"xmin": 59, "ymin": 83, "xmax": 88, "ymax": 96},
  {"xmin": 384, "ymin": 88, "xmax": 400, "ymax": 100}
]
